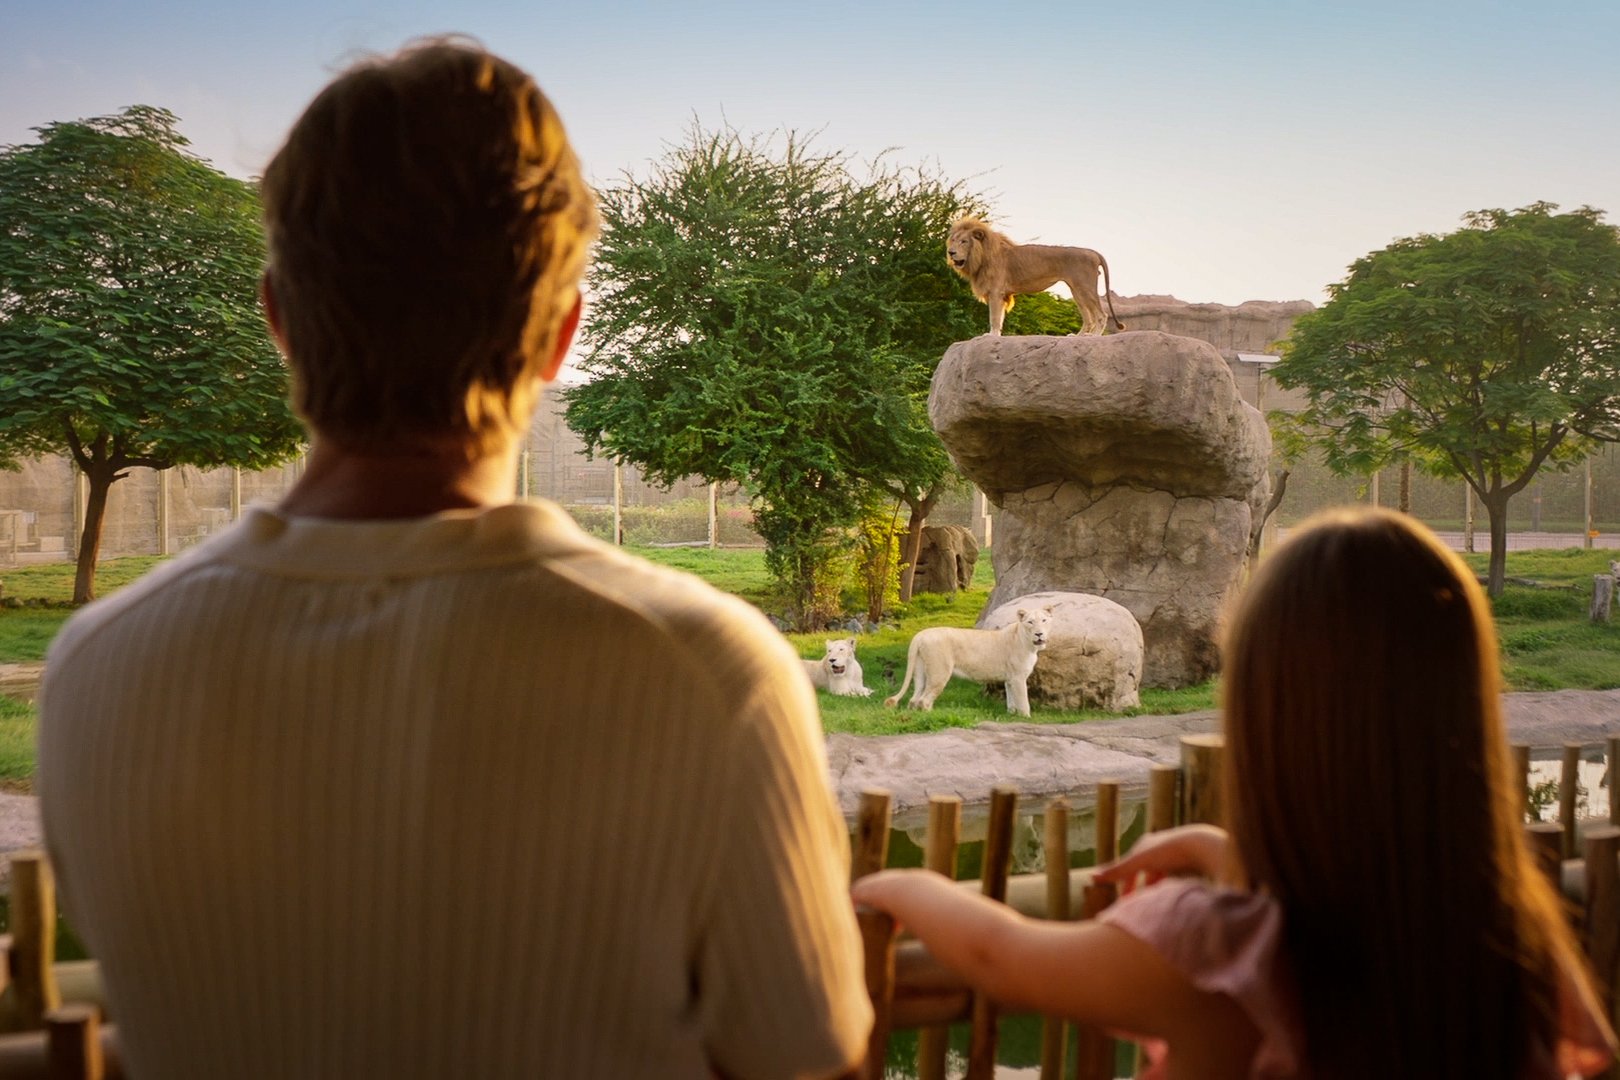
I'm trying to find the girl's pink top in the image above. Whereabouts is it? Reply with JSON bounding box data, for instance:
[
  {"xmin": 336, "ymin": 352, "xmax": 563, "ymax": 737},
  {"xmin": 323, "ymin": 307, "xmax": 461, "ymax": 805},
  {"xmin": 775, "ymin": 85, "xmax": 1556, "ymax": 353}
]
[{"xmin": 1096, "ymin": 878, "xmax": 1616, "ymax": 1079}]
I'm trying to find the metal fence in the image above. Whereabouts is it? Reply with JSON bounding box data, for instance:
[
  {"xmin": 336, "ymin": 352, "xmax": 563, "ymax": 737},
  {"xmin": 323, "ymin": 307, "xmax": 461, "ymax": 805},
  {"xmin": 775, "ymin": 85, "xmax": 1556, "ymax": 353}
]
[{"xmin": 2, "ymin": 391, "xmax": 1616, "ymax": 566}]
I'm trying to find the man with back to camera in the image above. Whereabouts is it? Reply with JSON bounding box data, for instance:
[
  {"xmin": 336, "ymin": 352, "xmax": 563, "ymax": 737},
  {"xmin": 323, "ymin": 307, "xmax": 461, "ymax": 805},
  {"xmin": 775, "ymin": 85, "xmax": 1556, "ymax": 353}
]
[{"xmin": 38, "ymin": 39, "xmax": 871, "ymax": 1079}]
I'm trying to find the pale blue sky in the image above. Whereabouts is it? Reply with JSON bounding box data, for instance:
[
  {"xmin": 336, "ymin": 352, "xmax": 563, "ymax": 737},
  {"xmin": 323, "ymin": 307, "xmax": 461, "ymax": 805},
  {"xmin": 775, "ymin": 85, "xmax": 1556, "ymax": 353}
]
[{"xmin": 3, "ymin": 1, "xmax": 1617, "ymax": 306}]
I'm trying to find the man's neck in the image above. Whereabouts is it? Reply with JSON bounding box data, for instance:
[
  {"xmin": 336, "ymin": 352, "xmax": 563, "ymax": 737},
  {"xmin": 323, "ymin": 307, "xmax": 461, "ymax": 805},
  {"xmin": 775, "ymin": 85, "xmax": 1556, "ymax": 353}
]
[{"xmin": 276, "ymin": 437, "xmax": 521, "ymax": 520}]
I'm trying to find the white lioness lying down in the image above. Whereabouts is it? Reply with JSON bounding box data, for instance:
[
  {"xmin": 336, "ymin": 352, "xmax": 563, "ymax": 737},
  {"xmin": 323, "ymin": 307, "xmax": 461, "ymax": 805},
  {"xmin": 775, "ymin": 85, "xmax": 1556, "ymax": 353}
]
[
  {"xmin": 885, "ymin": 608, "xmax": 1051, "ymax": 716},
  {"xmin": 802, "ymin": 638, "xmax": 872, "ymax": 697}
]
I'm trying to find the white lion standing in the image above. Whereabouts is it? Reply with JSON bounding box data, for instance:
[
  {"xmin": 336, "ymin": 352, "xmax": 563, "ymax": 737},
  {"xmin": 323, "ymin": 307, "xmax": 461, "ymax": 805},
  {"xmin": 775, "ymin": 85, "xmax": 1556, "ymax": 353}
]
[
  {"xmin": 884, "ymin": 608, "xmax": 1052, "ymax": 716},
  {"xmin": 802, "ymin": 638, "xmax": 873, "ymax": 697}
]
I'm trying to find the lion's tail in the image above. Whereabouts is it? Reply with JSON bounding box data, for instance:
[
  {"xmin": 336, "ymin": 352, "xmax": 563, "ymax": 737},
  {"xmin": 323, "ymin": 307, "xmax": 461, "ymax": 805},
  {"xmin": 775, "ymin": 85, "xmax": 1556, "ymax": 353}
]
[
  {"xmin": 884, "ymin": 638, "xmax": 919, "ymax": 708},
  {"xmin": 1101, "ymin": 256, "xmax": 1126, "ymax": 332}
]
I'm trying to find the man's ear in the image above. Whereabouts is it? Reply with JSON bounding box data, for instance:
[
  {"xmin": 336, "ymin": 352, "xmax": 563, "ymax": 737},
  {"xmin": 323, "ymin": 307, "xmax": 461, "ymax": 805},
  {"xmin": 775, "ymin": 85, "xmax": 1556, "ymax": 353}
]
[
  {"xmin": 260, "ymin": 271, "xmax": 288, "ymax": 355},
  {"xmin": 539, "ymin": 292, "xmax": 583, "ymax": 383}
]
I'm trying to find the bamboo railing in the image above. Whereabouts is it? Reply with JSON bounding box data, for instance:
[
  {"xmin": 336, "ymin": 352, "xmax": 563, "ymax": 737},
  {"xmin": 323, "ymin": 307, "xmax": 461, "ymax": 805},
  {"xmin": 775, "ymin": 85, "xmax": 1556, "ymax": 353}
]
[
  {"xmin": 849, "ymin": 731, "xmax": 1620, "ymax": 1080},
  {"xmin": 0, "ymin": 732, "xmax": 1613, "ymax": 1080}
]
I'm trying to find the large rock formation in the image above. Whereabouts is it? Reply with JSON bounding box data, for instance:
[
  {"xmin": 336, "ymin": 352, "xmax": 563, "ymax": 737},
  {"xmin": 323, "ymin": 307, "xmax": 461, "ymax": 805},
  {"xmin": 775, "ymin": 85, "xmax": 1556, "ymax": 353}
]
[
  {"xmin": 984, "ymin": 592, "xmax": 1142, "ymax": 711},
  {"xmin": 911, "ymin": 524, "xmax": 978, "ymax": 595},
  {"xmin": 931, "ymin": 331, "xmax": 1270, "ymax": 687}
]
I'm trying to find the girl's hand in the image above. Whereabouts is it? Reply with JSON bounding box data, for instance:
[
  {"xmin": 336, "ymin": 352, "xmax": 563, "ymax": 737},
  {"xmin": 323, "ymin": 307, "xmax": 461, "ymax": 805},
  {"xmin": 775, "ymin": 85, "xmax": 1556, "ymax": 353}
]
[
  {"xmin": 850, "ymin": 867, "xmax": 946, "ymax": 916},
  {"xmin": 1093, "ymin": 824, "xmax": 1230, "ymax": 893}
]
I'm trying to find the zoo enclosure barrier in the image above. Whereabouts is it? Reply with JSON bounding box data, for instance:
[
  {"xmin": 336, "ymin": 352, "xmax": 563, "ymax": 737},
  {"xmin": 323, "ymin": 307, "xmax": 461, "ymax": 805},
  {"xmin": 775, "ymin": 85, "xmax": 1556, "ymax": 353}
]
[
  {"xmin": 2, "ymin": 433, "xmax": 1614, "ymax": 566},
  {"xmin": 837, "ymin": 731, "xmax": 1620, "ymax": 1080},
  {"xmin": 0, "ymin": 733, "xmax": 1614, "ymax": 1080}
]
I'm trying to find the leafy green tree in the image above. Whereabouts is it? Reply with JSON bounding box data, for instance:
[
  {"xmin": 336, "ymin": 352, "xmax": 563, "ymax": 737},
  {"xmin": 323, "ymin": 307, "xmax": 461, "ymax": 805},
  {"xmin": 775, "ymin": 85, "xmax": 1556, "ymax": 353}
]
[
  {"xmin": 1274, "ymin": 203, "xmax": 1620, "ymax": 595},
  {"xmin": 1001, "ymin": 289, "xmax": 1084, "ymax": 335},
  {"xmin": 0, "ymin": 106, "xmax": 302, "ymax": 602},
  {"xmin": 876, "ymin": 289, "xmax": 1082, "ymax": 601},
  {"xmin": 565, "ymin": 127, "xmax": 984, "ymax": 625}
]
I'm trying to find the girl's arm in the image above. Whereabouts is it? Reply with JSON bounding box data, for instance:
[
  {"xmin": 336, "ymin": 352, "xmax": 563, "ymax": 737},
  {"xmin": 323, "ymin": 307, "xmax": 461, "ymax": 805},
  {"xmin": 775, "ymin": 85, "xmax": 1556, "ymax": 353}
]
[{"xmin": 850, "ymin": 868, "xmax": 1254, "ymax": 1056}]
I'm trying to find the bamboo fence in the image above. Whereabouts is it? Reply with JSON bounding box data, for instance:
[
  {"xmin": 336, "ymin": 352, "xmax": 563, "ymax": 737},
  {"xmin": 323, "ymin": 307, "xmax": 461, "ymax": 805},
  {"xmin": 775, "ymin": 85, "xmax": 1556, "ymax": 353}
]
[
  {"xmin": 0, "ymin": 732, "xmax": 1614, "ymax": 1080},
  {"xmin": 845, "ymin": 731, "xmax": 1620, "ymax": 1080}
]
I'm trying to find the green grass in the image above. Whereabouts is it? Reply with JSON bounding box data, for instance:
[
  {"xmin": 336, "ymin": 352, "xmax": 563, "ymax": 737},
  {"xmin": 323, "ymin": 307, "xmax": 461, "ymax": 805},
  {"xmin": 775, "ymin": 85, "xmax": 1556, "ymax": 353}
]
[
  {"xmin": 0, "ymin": 556, "xmax": 164, "ymax": 663},
  {"xmin": 0, "ymin": 896, "xmax": 90, "ymax": 962},
  {"xmin": 632, "ymin": 546, "xmax": 777, "ymax": 609},
  {"xmin": 640, "ymin": 546, "xmax": 1128, "ymax": 735},
  {"xmin": 1458, "ymin": 549, "xmax": 1620, "ymax": 691},
  {"xmin": 3, "ymin": 544, "xmax": 1614, "ymax": 759},
  {"xmin": 1, "ymin": 556, "xmax": 164, "ymax": 604},
  {"xmin": 0, "ymin": 695, "xmax": 35, "ymax": 792},
  {"xmin": 0, "ymin": 611, "xmax": 70, "ymax": 665}
]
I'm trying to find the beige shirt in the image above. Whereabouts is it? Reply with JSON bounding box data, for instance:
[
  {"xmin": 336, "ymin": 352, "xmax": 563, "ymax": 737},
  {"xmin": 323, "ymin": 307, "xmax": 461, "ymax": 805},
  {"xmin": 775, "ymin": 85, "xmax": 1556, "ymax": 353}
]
[{"xmin": 40, "ymin": 501, "xmax": 870, "ymax": 1079}]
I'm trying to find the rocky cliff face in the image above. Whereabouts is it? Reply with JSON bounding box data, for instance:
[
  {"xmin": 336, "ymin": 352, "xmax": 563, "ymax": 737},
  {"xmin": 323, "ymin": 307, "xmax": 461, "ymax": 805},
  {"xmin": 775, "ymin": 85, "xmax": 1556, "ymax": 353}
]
[{"xmin": 1111, "ymin": 294, "xmax": 1314, "ymax": 357}]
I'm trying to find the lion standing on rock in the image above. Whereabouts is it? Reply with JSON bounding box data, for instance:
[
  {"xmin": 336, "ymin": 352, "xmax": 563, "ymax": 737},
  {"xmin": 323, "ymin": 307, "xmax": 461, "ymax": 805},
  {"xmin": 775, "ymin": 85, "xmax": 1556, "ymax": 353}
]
[{"xmin": 947, "ymin": 217, "xmax": 1125, "ymax": 336}]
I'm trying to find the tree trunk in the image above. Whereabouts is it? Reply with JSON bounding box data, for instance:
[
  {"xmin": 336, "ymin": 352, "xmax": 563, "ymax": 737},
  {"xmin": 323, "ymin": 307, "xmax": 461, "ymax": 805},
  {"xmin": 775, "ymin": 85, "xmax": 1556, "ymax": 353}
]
[
  {"xmin": 1247, "ymin": 469, "xmax": 1290, "ymax": 565},
  {"xmin": 897, "ymin": 492, "xmax": 939, "ymax": 603},
  {"xmin": 1398, "ymin": 460, "xmax": 1412, "ymax": 514},
  {"xmin": 73, "ymin": 466, "xmax": 120, "ymax": 604},
  {"xmin": 1483, "ymin": 492, "xmax": 1510, "ymax": 598}
]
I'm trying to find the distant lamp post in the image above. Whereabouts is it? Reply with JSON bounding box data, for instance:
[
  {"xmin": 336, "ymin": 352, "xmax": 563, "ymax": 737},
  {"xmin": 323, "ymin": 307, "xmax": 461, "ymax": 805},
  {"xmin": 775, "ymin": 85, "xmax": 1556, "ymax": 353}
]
[
  {"xmin": 1237, "ymin": 353, "xmax": 1285, "ymax": 551},
  {"xmin": 1235, "ymin": 353, "xmax": 1281, "ymax": 414}
]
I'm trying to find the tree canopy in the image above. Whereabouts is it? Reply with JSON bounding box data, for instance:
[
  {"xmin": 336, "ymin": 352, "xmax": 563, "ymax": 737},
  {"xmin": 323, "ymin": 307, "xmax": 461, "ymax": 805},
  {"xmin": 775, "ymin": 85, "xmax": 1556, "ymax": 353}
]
[
  {"xmin": 0, "ymin": 105, "xmax": 303, "ymax": 601},
  {"xmin": 1273, "ymin": 203, "xmax": 1620, "ymax": 595},
  {"xmin": 565, "ymin": 127, "xmax": 985, "ymax": 623}
]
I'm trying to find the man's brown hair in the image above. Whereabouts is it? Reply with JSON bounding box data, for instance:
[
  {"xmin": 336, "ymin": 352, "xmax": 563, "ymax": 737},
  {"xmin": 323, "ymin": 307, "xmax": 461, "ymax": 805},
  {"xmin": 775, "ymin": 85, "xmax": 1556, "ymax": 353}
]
[
  {"xmin": 261, "ymin": 39, "xmax": 597, "ymax": 454},
  {"xmin": 1221, "ymin": 507, "xmax": 1595, "ymax": 1077}
]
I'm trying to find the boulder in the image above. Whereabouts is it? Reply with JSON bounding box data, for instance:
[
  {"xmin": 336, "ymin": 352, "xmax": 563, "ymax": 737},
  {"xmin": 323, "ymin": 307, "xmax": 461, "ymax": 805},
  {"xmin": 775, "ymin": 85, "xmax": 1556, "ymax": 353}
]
[
  {"xmin": 985, "ymin": 592, "xmax": 1142, "ymax": 711},
  {"xmin": 911, "ymin": 524, "xmax": 978, "ymax": 595},
  {"xmin": 931, "ymin": 331, "xmax": 1271, "ymax": 687}
]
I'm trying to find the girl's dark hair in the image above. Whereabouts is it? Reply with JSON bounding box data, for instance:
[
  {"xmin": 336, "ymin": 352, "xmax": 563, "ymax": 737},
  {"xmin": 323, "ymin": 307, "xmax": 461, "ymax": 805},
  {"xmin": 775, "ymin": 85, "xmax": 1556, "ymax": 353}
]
[{"xmin": 1222, "ymin": 508, "xmax": 1590, "ymax": 1077}]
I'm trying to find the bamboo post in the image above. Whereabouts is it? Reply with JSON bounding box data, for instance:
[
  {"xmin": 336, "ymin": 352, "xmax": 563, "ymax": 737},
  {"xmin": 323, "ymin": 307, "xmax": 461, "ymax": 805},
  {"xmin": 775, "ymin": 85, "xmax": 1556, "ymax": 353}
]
[
  {"xmin": 1139, "ymin": 769, "xmax": 1179, "ymax": 1080},
  {"xmin": 855, "ymin": 909, "xmax": 897, "ymax": 1080},
  {"xmin": 46, "ymin": 1004, "xmax": 103, "ymax": 1080},
  {"xmin": 1148, "ymin": 764, "xmax": 1178, "ymax": 833},
  {"xmin": 1074, "ymin": 880, "xmax": 1117, "ymax": 1080},
  {"xmin": 852, "ymin": 790, "xmax": 892, "ymax": 882},
  {"xmin": 965, "ymin": 786, "xmax": 1017, "ymax": 1080},
  {"xmin": 917, "ymin": 796, "xmax": 962, "ymax": 1080},
  {"xmin": 1526, "ymin": 822, "xmax": 1564, "ymax": 895},
  {"xmin": 1610, "ymin": 735, "xmax": 1619, "ymax": 827},
  {"xmin": 1074, "ymin": 781, "xmax": 1122, "ymax": 1080},
  {"xmin": 1095, "ymin": 780, "xmax": 1121, "ymax": 868},
  {"xmin": 1180, "ymin": 734, "xmax": 1224, "ymax": 826},
  {"xmin": 1562, "ymin": 744, "xmax": 1582, "ymax": 859},
  {"xmin": 1038, "ymin": 798, "xmax": 1070, "ymax": 1080},
  {"xmin": 10, "ymin": 851, "xmax": 60, "ymax": 1029},
  {"xmin": 1582, "ymin": 827, "xmax": 1620, "ymax": 1039},
  {"xmin": 1511, "ymin": 744, "xmax": 1531, "ymax": 820}
]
